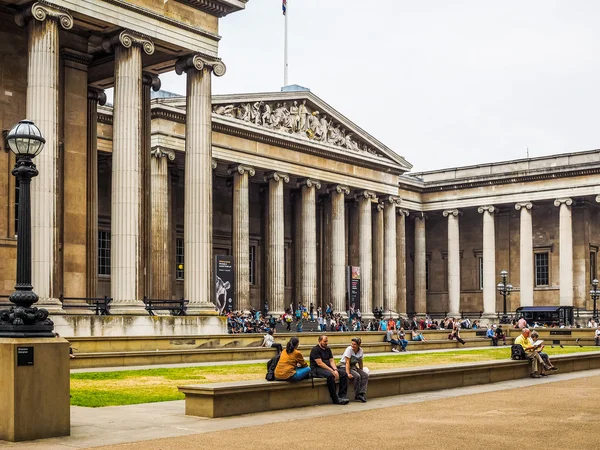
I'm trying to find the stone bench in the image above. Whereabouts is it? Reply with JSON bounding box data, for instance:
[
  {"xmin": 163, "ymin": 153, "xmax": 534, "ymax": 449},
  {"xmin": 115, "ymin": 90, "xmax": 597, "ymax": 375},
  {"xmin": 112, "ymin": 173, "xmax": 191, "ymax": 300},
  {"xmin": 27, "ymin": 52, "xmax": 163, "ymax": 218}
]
[{"xmin": 178, "ymin": 351, "xmax": 600, "ymax": 418}]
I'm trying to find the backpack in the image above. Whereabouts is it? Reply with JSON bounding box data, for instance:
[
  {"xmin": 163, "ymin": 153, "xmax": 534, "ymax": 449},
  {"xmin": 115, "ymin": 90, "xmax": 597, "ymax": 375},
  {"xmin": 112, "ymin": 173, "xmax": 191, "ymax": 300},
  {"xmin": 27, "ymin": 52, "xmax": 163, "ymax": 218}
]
[
  {"xmin": 265, "ymin": 353, "xmax": 281, "ymax": 381},
  {"xmin": 510, "ymin": 344, "xmax": 527, "ymax": 360}
]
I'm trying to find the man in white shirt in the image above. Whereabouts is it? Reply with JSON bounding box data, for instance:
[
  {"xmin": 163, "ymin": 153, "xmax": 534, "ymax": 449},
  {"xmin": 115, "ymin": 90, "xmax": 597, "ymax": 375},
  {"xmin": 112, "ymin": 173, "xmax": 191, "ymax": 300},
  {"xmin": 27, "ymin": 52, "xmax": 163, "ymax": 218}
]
[
  {"xmin": 595, "ymin": 327, "xmax": 600, "ymax": 346},
  {"xmin": 261, "ymin": 330, "xmax": 282, "ymax": 354}
]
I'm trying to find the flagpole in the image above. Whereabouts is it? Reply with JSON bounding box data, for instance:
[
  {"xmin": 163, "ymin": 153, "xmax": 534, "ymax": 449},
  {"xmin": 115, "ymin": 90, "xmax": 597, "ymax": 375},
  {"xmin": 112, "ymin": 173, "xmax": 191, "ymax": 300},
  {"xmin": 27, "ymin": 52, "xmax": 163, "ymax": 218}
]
[{"xmin": 284, "ymin": 0, "xmax": 288, "ymax": 87}]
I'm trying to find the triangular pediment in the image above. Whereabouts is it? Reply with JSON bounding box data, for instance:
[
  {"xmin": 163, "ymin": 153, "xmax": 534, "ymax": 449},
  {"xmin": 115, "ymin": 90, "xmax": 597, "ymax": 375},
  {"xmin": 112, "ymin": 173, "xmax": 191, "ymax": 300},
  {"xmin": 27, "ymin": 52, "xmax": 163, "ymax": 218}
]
[{"xmin": 154, "ymin": 90, "xmax": 412, "ymax": 173}]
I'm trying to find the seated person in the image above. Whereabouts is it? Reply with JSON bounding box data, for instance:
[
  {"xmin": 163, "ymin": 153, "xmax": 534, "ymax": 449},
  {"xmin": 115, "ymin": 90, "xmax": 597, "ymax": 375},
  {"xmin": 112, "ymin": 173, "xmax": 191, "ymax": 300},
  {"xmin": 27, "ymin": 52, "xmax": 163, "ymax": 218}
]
[
  {"xmin": 596, "ymin": 326, "xmax": 600, "ymax": 346},
  {"xmin": 495, "ymin": 324, "xmax": 507, "ymax": 345},
  {"xmin": 310, "ymin": 335, "xmax": 349, "ymax": 405},
  {"xmin": 411, "ymin": 327, "xmax": 426, "ymax": 341},
  {"xmin": 392, "ymin": 328, "xmax": 408, "ymax": 352},
  {"xmin": 448, "ymin": 323, "xmax": 466, "ymax": 345},
  {"xmin": 487, "ymin": 325, "xmax": 498, "ymax": 346},
  {"xmin": 530, "ymin": 331, "xmax": 558, "ymax": 372},
  {"xmin": 514, "ymin": 328, "xmax": 551, "ymax": 378},
  {"xmin": 261, "ymin": 329, "xmax": 283, "ymax": 354},
  {"xmin": 274, "ymin": 337, "xmax": 311, "ymax": 382},
  {"xmin": 339, "ymin": 337, "xmax": 369, "ymax": 402}
]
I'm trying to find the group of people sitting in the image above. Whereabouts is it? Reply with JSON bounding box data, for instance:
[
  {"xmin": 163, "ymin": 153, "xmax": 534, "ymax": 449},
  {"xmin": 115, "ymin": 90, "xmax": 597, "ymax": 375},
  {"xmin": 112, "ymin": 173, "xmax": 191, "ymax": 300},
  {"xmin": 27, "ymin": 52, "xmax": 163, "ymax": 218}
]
[
  {"xmin": 514, "ymin": 328, "xmax": 559, "ymax": 378},
  {"xmin": 273, "ymin": 335, "xmax": 368, "ymax": 405}
]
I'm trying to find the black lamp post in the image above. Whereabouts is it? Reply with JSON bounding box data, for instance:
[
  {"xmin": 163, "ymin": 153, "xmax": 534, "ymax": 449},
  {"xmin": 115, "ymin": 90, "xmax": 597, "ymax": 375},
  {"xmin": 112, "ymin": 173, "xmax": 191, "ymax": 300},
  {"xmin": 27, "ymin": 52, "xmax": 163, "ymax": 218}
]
[
  {"xmin": 0, "ymin": 120, "xmax": 54, "ymax": 337},
  {"xmin": 497, "ymin": 270, "xmax": 513, "ymax": 324},
  {"xmin": 590, "ymin": 279, "xmax": 599, "ymax": 321}
]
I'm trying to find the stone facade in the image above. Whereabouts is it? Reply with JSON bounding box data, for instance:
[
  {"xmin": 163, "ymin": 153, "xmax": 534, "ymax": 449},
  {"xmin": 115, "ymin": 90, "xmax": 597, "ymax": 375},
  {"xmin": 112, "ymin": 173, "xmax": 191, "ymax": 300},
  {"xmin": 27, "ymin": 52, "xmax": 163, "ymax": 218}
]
[{"xmin": 0, "ymin": 0, "xmax": 599, "ymax": 322}]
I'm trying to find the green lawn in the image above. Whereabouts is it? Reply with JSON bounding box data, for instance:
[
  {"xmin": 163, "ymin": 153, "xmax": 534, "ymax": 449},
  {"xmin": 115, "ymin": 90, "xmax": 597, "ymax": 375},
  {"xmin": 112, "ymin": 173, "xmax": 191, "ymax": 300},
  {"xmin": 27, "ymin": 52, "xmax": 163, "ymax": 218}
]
[{"xmin": 70, "ymin": 346, "xmax": 596, "ymax": 408}]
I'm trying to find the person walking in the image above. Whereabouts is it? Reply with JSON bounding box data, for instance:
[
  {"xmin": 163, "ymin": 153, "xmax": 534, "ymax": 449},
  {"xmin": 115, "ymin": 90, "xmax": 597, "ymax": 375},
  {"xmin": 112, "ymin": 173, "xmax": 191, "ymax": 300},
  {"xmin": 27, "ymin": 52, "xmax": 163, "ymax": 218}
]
[
  {"xmin": 310, "ymin": 335, "xmax": 349, "ymax": 405},
  {"xmin": 274, "ymin": 337, "xmax": 311, "ymax": 382},
  {"xmin": 339, "ymin": 337, "xmax": 369, "ymax": 402}
]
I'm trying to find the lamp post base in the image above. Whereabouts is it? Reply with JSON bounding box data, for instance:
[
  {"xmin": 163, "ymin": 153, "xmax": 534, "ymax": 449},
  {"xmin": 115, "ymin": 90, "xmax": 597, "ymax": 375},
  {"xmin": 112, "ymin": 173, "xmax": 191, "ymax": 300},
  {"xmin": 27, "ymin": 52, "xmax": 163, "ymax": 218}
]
[
  {"xmin": 0, "ymin": 306, "xmax": 55, "ymax": 338},
  {"xmin": 499, "ymin": 315, "xmax": 511, "ymax": 324}
]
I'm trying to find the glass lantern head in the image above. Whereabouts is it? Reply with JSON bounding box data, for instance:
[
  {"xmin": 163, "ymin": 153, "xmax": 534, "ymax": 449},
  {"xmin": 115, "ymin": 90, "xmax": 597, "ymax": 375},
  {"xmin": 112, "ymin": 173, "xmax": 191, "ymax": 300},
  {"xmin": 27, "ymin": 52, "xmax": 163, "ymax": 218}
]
[{"xmin": 6, "ymin": 120, "xmax": 45, "ymax": 158}]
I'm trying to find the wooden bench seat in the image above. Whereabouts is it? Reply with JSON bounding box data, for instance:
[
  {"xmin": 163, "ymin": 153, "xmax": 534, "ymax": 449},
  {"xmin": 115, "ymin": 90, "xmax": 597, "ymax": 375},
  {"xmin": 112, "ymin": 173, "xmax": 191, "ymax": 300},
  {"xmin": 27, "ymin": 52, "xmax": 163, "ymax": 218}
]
[{"xmin": 179, "ymin": 351, "xmax": 600, "ymax": 418}]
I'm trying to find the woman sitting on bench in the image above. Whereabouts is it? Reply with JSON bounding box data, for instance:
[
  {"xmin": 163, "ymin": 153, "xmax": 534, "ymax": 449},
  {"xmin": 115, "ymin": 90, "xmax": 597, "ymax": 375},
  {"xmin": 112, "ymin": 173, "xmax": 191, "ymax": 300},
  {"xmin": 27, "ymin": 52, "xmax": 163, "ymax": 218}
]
[{"xmin": 274, "ymin": 337, "xmax": 311, "ymax": 382}]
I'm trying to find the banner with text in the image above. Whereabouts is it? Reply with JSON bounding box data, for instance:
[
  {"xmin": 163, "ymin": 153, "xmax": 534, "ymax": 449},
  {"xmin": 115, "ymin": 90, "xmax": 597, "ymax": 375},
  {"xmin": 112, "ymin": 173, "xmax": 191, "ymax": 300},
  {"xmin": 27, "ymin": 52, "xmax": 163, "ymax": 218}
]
[{"xmin": 215, "ymin": 255, "xmax": 234, "ymax": 314}]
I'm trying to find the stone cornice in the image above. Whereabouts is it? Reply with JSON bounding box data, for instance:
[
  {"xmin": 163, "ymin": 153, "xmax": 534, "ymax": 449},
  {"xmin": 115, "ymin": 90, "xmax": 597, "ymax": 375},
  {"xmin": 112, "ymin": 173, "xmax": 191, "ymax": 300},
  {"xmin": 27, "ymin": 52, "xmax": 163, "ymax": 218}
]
[
  {"xmin": 175, "ymin": 0, "xmax": 247, "ymax": 18},
  {"xmin": 61, "ymin": 48, "xmax": 94, "ymax": 70},
  {"xmin": 98, "ymin": 113, "xmax": 112, "ymax": 125}
]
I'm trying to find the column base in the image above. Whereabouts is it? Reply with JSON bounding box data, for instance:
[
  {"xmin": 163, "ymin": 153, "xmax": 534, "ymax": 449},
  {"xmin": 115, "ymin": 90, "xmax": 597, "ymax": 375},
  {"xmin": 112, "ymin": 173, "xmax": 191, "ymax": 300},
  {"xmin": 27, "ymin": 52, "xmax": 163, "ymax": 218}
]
[
  {"xmin": 36, "ymin": 297, "xmax": 64, "ymax": 314},
  {"xmin": 186, "ymin": 304, "xmax": 219, "ymax": 316},
  {"xmin": 109, "ymin": 301, "xmax": 147, "ymax": 315}
]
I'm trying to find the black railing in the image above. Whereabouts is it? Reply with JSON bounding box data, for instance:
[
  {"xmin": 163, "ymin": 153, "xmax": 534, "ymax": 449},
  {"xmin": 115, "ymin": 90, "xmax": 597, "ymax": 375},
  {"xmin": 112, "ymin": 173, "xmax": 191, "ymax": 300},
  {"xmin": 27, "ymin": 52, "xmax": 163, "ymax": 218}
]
[
  {"xmin": 60, "ymin": 294, "xmax": 112, "ymax": 315},
  {"xmin": 142, "ymin": 296, "xmax": 188, "ymax": 316}
]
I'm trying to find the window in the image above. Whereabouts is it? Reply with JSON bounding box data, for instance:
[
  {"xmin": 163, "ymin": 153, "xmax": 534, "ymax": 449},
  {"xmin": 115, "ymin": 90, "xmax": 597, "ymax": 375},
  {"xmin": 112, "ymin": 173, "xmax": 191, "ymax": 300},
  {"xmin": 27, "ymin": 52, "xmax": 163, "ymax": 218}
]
[
  {"xmin": 249, "ymin": 245, "xmax": 256, "ymax": 285},
  {"xmin": 14, "ymin": 179, "xmax": 20, "ymax": 236},
  {"xmin": 478, "ymin": 256, "xmax": 484, "ymax": 290},
  {"xmin": 176, "ymin": 238, "xmax": 184, "ymax": 280},
  {"xmin": 425, "ymin": 259, "xmax": 429, "ymax": 291},
  {"xmin": 535, "ymin": 252, "xmax": 549, "ymax": 287},
  {"xmin": 591, "ymin": 251, "xmax": 597, "ymax": 284},
  {"xmin": 98, "ymin": 230, "xmax": 111, "ymax": 276}
]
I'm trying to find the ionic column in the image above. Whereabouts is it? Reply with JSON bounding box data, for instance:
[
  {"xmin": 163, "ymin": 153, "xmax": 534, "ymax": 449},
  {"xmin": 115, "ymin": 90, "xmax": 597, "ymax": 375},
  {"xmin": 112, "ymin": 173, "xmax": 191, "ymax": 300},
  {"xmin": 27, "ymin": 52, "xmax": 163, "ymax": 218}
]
[
  {"xmin": 264, "ymin": 172, "xmax": 289, "ymax": 315},
  {"xmin": 229, "ymin": 165, "xmax": 255, "ymax": 311},
  {"xmin": 150, "ymin": 148, "xmax": 174, "ymax": 299},
  {"xmin": 515, "ymin": 202, "xmax": 533, "ymax": 306},
  {"xmin": 396, "ymin": 209, "xmax": 409, "ymax": 315},
  {"xmin": 297, "ymin": 179, "xmax": 320, "ymax": 308},
  {"xmin": 383, "ymin": 196, "xmax": 400, "ymax": 316},
  {"xmin": 18, "ymin": 3, "xmax": 74, "ymax": 308},
  {"xmin": 328, "ymin": 185, "xmax": 349, "ymax": 316},
  {"xmin": 103, "ymin": 31, "xmax": 154, "ymax": 313},
  {"xmin": 414, "ymin": 213, "xmax": 427, "ymax": 315},
  {"xmin": 555, "ymin": 198, "xmax": 574, "ymax": 306},
  {"xmin": 86, "ymin": 89, "xmax": 106, "ymax": 298},
  {"xmin": 175, "ymin": 55, "xmax": 226, "ymax": 312},
  {"xmin": 372, "ymin": 202, "xmax": 384, "ymax": 312},
  {"xmin": 356, "ymin": 191, "xmax": 377, "ymax": 316},
  {"xmin": 478, "ymin": 206, "xmax": 496, "ymax": 317},
  {"xmin": 443, "ymin": 209, "xmax": 461, "ymax": 316}
]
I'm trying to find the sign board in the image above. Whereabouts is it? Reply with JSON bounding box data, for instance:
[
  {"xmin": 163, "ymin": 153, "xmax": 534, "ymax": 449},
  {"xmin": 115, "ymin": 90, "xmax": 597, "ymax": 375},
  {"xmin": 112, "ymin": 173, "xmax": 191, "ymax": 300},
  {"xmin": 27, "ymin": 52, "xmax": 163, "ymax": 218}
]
[
  {"xmin": 346, "ymin": 266, "xmax": 361, "ymax": 313},
  {"xmin": 16, "ymin": 346, "xmax": 34, "ymax": 366},
  {"xmin": 550, "ymin": 330, "xmax": 572, "ymax": 336},
  {"xmin": 215, "ymin": 255, "xmax": 234, "ymax": 314}
]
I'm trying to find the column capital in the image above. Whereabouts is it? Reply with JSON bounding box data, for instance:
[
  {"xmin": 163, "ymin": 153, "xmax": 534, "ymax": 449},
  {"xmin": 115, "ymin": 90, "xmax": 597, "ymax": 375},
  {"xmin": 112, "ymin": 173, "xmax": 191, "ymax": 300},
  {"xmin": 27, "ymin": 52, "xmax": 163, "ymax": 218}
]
[
  {"xmin": 297, "ymin": 178, "xmax": 321, "ymax": 190},
  {"xmin": 397, "ymin": 208, "xmax": 410, "ymax": 217},
  {"xmin": 554, "ymin": 197, "xmax": 573, "ymax": 207},
  {"xmin": 354, "ymin": 190, "xmax": 377, "ymax": 201},
  {"xmin": 102, "ymin": 30, "xmax": 155, "ymax": 55},
  {"xmin": 142, "ymin": 72, "xmax": 161, "ymax": 92},
  {"xmin": 227, "ymin": 164, "xmax": 255, "ymax": 177},
  {"xmin": 382, "ymin": 195, "xmax": 402, "ymax": 206},
  {"xmin": 175, "ymin": 54, "xmax": 226, "ymax": 77},
  {"xmin": 375, "ymin": 203, "xmax": 385, "ymax": 212},
  {"xmin": 150, "ymin": 146, "xmax": 175, "ymax": 161},
  {"xmin": 442, "ymin": 209, "xmax": 461, "ymax": 217},
  {"xmin": 413, "ymin": 211, "xmax": 427, "ymax": 220},
  {"xmin": 477, "ymin": 205, "xmax": 495, "ymax": 214},
  {"xmin": 16, "ymin": 2, "xmax": 74, "ymax": 30},
  {"xmin": 88, "ymin": 88, "xmax": 107, "ymax": 106},
  {"xmin": 326, "ymin": 184, "xmax": 350, "ymax": 195},
  {"xmin": 264, "ymin": 172, "xmax": 290, "ymax": 183},
  {"xmin": 212, "ymin": 159, "xmax": 218, "ymax": 170},
  {"xmin": 515, "ymin": 202, "xmax": 533, "ymax": 210}
]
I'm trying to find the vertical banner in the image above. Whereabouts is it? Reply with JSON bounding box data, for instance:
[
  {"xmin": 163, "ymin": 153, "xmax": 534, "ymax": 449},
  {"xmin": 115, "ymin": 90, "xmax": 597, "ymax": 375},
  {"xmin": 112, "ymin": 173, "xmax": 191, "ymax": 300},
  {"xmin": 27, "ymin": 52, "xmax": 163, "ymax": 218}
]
[
  {"xmin": 215, "ymin": 255, "xmax": 235, "ymax": 314},
  {"xmin": 346, "ymin": 266, "xmax": 361, "ymax": 313}
]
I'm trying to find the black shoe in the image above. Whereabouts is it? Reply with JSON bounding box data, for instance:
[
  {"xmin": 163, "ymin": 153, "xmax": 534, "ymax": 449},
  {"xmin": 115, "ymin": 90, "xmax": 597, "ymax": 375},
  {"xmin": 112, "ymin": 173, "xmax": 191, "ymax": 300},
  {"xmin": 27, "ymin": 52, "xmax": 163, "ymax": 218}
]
[
  {"xmin": 530, "ymin": 372, "xmax": 541, "ymax": 379},
  {"xmin": 355, "ymin": 394, "xmax": 367, "ymax": 403},
  {"xmin": 540, "ymin": 373, "xmax": 548, "ymax": 377},
  {"xmin": 335, "ymin": 397, "xmax": 349, "ymax": 405},
  {"xmin": 549, "ymin": 367, "xmax": 559, "ymax": 372}
]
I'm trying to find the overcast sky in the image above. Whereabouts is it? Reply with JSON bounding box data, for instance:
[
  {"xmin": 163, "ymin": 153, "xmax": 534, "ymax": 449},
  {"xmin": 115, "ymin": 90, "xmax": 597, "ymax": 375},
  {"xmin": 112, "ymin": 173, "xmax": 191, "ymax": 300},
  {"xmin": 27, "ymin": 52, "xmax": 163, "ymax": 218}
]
[{"xmin": 159, "ymin": 0, "xmax": 600, "ymax": 172}]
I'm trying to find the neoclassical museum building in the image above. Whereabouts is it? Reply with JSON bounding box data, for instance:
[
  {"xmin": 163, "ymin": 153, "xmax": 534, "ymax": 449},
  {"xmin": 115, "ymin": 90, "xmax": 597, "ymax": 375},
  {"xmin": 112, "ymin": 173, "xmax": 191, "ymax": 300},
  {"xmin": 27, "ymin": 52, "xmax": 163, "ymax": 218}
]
[{"xmin": 1, "ymin": 1, "xmax": 599, "ymax": 331}]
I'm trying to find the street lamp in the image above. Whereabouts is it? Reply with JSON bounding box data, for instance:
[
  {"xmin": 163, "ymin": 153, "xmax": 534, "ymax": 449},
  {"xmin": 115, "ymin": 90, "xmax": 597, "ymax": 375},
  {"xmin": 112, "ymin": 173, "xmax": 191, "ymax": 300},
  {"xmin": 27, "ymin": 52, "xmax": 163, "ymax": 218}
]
[
  {"xmin": 590, "ymin": 279, "xmax": 599, "ymax": 321},
  {"xmin": 497, "ymin": 269, "xmax": 513, "ymax": 324},
  {"xmin": 0, "ymin": 120, "xmax": 54, "ymax": 337}
]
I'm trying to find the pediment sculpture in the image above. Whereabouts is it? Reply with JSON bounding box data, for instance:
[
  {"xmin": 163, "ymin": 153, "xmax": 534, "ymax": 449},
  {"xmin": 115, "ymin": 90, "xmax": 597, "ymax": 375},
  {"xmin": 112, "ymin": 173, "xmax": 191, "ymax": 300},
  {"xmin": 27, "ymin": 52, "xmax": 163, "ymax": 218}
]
[{"xmin": 213, "ymin": 100, "xmax": 382, "ymax": 157}]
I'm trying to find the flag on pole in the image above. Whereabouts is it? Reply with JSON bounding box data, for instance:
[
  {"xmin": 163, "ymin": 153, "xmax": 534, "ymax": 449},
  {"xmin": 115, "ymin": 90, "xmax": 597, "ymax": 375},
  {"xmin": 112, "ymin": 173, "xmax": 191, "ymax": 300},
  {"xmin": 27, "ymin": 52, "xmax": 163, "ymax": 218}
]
[{"xmin": 282, "ymin": 0, "xmax": 287, "ymax": 15}]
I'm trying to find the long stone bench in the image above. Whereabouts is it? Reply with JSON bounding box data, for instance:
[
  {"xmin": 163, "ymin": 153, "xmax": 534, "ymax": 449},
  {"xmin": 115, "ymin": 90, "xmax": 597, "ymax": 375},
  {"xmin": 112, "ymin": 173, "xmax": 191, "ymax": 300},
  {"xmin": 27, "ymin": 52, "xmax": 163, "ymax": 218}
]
[
  {"xmin": 178, "ymin": 351, "xmax": 600, "ymax": 418},
  {"xmin": 69, "ymin": 338, "xmax": 496, "ymax": 369}
]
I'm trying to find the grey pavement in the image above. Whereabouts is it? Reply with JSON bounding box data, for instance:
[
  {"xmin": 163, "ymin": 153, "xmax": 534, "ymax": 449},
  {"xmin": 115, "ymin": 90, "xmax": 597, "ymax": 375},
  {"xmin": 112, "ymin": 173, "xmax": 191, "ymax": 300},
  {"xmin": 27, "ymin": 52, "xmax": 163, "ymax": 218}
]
[
  {"xmin": 2, "ymin": 366, "xmax": 599, "ymax": 449},
  {"xmin": 71, "ymin": 344, "xmax": 507, "ymax": 373}
]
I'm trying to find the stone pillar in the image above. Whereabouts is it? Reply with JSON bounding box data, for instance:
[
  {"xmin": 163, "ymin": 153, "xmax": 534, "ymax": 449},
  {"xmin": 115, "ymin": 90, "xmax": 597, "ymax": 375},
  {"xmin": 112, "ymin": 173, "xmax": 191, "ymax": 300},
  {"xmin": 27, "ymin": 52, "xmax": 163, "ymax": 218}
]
[
  {"xmin": 478, "ymin": 206, "xmax": 496, "ymax": 317},
  {"xmin": 329, "ymin": 185, "xmax": 349, "ymax": 315},
  {"xmin": 414, "ymin": 213, "xmax": 427, "ymax": 315},
  {"xmin": 86, "ymin": 88, "xmax": 106, "ymax": 298},
  {"xmin": 19, "ymin": 3, "xmax": 73, "ymax": 308},
  {"xmin": 175, "ymin": 55, "xmax": 226, "ymax": 312},
  {"xmin": 297, "ymin": 179, "xmax": 320, "ymax": 308},
  {"xmin": 383, "ymin": 196, "xmax": 399, "ymax": 316},
  {"xmin": 443, "ymin": 209, "xmax": 461, "ymax": 316},
  {"xmin": 348, "ymin": 201, "xmax": 360, "ymax": 267},
  {"xmin": 150, "ymin": 148, "xmax": 174, "ymax": 299},
  {"xmin": 321, "ymin": 195, "xmax": 332, "ymax": 310},
  {"xmin": 228, "ymin": 165, "xmax": 255, "ymax": 311},
  {"xmin": 104, "ymin": 31, "xmax": 154, "ymax": 313},
  {"xmin": 515, "ymin": 202, "xmax": 533, "ymax": 307},
  {"xmin": 293, "ymin": 192, "xmax": 302, "ymax": 309},
  {"xmin": 396, "ymin": 209, "xmax": 409, "ymax": 315},
  {"xmin": 372, "ymin": 203, "xmax": 384, "ymax": 312},
  {"xmin": 555, "ymin": 198, "xmax": 574, "ymax": 307},
  {"xmin": 264, "ymin": 172, "xmax": 289, "ymax": 315},
  {"xmin": 356, "ymin": 191, "xmax": 376, "ymax": 316}
]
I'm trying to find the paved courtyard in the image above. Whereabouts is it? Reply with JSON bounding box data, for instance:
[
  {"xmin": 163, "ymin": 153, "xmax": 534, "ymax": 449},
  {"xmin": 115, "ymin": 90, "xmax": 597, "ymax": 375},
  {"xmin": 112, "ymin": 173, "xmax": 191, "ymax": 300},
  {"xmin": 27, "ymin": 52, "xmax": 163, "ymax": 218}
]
[{"xmin": 2, "ymin": 368, "xmax": 599, "ymax": 450}]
